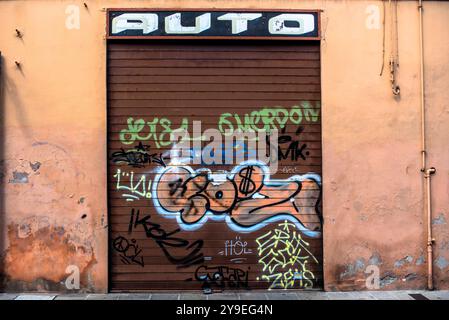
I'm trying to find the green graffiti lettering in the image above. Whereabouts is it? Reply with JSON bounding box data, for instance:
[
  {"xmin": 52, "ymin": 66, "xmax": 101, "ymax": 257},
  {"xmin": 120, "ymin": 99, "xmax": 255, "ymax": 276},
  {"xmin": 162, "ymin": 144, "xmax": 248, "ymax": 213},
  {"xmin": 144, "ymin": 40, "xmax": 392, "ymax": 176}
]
[
  {"xmin": 158, "ymin": 118, "xmax": 173, "ymax": 147},
  {"xmin": 289, "ymin": 107, "xmax": 303, "ymax": 124},
  {"xmin": 120, "ymin": 118, "xmax": 151, "ymax": 145},
  {"xmin": 218, "ymin": 113, "xmax": 234, "ymax": 136},
  {"xmin": 146, "ymin": 118, "xmax": 160, "ymax": 149},
  {"xmin": 119, "ymin": 101, "xmax": 320, "ymax": 147},
  {"xmin": 301, "ymin": 101, "xmax": 320, "ymax": 122},
  {"xmin": 274, "ymin": 108, "xmax": 289, "ymax": 129},
  {"xmin": 249, "ymin": 110, "xmax": 264, "ymax": 132},
  {"xmin": 239, "ymin": 113, "xmax": 255, "ymax": 134}
]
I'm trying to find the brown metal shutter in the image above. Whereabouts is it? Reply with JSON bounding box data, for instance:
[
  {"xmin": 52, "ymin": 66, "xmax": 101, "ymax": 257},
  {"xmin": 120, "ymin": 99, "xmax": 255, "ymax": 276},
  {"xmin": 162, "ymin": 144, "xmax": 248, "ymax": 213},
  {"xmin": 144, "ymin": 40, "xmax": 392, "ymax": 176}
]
[{"xmin": 108, "ymin": 41, "xmax": 322, "ymax": 292}]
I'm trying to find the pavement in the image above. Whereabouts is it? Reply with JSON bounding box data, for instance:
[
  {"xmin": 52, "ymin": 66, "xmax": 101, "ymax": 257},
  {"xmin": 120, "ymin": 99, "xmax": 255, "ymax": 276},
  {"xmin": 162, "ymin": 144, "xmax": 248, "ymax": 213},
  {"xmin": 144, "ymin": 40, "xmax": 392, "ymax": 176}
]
[{"xmin": 1, "ymin": 290, "xmax": 448, "ymax": 300}]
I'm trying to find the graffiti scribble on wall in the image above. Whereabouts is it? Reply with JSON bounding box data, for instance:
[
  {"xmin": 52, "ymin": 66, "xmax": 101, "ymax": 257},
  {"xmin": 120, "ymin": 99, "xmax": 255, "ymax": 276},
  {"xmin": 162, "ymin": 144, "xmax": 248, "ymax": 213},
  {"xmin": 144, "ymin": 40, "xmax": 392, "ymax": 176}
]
[
  {"xmin": 218, "ymin": 236, "xmax": 253, "ymax": 264},
  {"xmin": 276, "ymin": 126, "xmax": 310, "ymax": 162},
  {"xmin": 114, "ymin": 168, "xmax": 152, "ymax": 202},
  {"xmin": 111, "ymin": 142, "xmax": 168, "ymax": 168},
  {"xmin": 186, "ymin": 265, "xmax": 250, "ymax": 293},
  {"xmin": 256, "ymin": 220, "xmax": 318, "ymax": 290},
  {"xmin": 128, "ymin": 208, "xmax": 204, "ymax": 268},
  {"xmin": 112, "ymin": 236, "xmax": 145, "ymax": 267},
  {"xmin": 152, "ymin": 161, "xmax": 322, "ymax": 237},
  {"xmin": 111, "ymin": 99, "xmax": 323, "ymax": 290}
]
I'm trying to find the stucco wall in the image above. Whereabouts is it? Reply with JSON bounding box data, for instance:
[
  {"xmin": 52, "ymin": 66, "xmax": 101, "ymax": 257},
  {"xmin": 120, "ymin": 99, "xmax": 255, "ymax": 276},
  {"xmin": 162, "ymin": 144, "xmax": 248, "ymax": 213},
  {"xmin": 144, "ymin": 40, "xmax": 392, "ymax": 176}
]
[{"xmin": 0, "ymin": 0, "xmax": 447, "ymax": 293}]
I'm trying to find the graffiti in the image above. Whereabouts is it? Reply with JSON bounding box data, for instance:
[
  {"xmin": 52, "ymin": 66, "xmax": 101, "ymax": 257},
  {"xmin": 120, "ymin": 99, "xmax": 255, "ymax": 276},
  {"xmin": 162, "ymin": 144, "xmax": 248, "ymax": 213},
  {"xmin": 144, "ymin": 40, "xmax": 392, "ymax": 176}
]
[
  {"xmin": 120, "ymin": 117, "xmax": 189, "ymax": 147},
  {"xmin": 111, "ymin": 142, "xmax": 168, "ymax": 168},
  {"xmin": 119, "ymin": 102, "xmax": 319, "ymax": 146},
  {"xmin": 114, "ymin": 168, "xmax": 152, "ymax": 202},
  {"xmin": 153, "ymin": 160, "xmax": 322, "ymax": 237},
  {"xmin": 113, "ymin": 98, "xmax": 321, "ymax": 289},
  {"xmin": 112, "ymin": 236, "xmax": 145, "ymax": 267},
  {"xmin": 128, "ymin": 208, "xmax": 204, "ymax": 268},
  {"xmin": 218, "ymin": 102, "xmax": 320, "ymax": 136},
  {"xmin": 276, "ymin": 126, "xmax": 310, "ymax": 162},
  {"xmin": 186, "ymin": 265, "xmax": 250, "ymax": 293},
  {"xmin": 218, "ymin": 236, "xmax": 253, "ymax": 263},
  {"xmin": 279, "ymin": 166, "xmax": 304, "ymax": 174},
  {"xmin": 256, "ymin": 220, "xmax": 318, "ymax": 290}
]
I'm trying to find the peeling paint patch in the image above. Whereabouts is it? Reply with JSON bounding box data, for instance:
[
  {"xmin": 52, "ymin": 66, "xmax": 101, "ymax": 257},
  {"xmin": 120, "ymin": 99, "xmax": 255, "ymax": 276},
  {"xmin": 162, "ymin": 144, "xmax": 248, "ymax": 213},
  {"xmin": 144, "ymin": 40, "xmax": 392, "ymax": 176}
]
[
  {"xmin": 439, "ymin": 241, "xmax": 449, "ymax": 251},
  {"xmin": 402, "ymin": 273, "xmax": 418, "ymax": 281},
  {"xmin": 368, "ymin": 253, "xmax": 382, "ymax": 266},
  {"xmin": 340, "ymin": 265, "xmax": 356, "ymax": 279},
  {"xmin": 9, "ymin": 171, "xmax": 29, "ymax": 184},
  {"xmin": 340, "ymin": 258, "xmax": 366, "ymax": 279},
  {"xmin": 4, "ymin": 217, "xmax": 96, "ymax": 288},
  {"xmin": 354, "ymin": 258, "xmax": 365, "ymax": 270},
  {"xmin": 435, "ymin": 257, "xmax": 449, "ymax": 270},
  {"xmin": 29, "ymin": 161, "xmax": 41, "ymax": 172},
  {"xmin": 416, "ymin": 255, "xmax": 425, "ymax": 266},
  {"xmin": 380, "ymin": 273, "xmax": 398, "ymax": 287},
  {"xmin": 432, "ymin": 214, "xmax": 446, "ymax": 225},
  {"xmin": 394, "ymin": 255, "xmax": 413, "ymax": 268}
]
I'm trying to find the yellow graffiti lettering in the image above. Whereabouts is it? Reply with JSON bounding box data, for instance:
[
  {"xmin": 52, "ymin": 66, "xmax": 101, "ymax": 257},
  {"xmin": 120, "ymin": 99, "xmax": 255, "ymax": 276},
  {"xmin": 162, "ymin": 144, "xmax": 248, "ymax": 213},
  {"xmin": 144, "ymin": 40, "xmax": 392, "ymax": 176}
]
[
  {"xmin": 114, "ymin": 168, "xmax": 152, "ymax": 202},
  {"xmin": 256, "ymin": 220, "xmax": 318, "ymax": 290}
]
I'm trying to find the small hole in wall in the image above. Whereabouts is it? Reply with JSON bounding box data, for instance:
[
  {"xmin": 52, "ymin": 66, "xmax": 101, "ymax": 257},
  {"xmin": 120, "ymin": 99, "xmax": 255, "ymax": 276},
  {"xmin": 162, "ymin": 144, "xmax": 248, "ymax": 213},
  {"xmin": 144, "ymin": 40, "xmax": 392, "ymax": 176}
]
[{"xmin": 81, "ymin": 214, "xmax": 87, "ymax": 219}]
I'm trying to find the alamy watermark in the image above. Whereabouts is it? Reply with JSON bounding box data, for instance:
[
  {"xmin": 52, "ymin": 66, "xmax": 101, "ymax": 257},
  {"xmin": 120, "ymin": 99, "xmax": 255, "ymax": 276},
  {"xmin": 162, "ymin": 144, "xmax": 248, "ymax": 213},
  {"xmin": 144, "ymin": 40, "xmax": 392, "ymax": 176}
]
[
  {"xmin": 65, "ymin": 265, "xmax": 80, "ymax": 290},
  {"xmin": 167, "ymin": 122, "xmax": 279, "ymax": 173},
  {"xmin": 65, "ymin": 4, "xmax": 80, "ymax": 30},
  {"xmin": 365, "ymin": 265, "xmax": 380, "ymax": 290}
]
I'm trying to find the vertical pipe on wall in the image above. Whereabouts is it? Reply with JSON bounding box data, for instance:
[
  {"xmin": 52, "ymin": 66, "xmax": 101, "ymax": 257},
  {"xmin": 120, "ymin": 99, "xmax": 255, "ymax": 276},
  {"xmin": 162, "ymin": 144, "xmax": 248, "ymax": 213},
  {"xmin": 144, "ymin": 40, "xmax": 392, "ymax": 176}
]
[
  {"xmin": 425, "ymin": 167, "xmax": 436, "ymax": 290},
  {"xmin": 389, "ymin": 0, "xmax": 400, "ymax": 95},
  {"xmin": 418, "ymin": 0, "xmax": 436, "ymax": 291},
  {"xmin": 419, "ymin": 0, "xmax": 426, "ymax": 173}
]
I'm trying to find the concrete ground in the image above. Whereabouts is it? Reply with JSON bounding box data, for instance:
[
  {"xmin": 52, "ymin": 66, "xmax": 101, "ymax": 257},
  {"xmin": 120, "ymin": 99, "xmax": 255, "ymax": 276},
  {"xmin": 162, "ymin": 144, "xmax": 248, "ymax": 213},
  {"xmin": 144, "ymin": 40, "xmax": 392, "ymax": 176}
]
[{"xmin": 0, "ymin": 290, "xmax": 448, "ymax": 300}]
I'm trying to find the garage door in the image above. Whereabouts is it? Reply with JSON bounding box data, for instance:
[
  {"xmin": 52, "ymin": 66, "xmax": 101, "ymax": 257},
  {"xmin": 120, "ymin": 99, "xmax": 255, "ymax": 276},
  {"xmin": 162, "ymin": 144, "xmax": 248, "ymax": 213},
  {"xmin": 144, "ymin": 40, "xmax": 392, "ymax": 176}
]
[{"xmin": 108, "ymin": 41, "xmax": 322, "ymax": 291}]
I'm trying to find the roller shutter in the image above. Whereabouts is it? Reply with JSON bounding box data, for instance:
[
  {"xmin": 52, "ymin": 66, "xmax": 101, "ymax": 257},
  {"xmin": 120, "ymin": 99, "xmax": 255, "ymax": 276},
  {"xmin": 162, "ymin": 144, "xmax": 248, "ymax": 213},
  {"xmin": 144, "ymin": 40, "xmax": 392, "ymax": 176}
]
[{"xmin": 108, "ymin": 40, "xmax": 323, "ymax": 291}]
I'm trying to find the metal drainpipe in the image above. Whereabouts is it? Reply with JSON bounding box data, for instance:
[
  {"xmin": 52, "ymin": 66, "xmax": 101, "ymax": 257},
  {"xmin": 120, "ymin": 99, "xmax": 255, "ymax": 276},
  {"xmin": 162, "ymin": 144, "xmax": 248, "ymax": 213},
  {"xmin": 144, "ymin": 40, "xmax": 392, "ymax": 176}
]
[
  {"xmin": 425, "ymin": 167, "xmax": 436, "ymax": 290},
  {"xmin": 418, "ymin": 0, "xmax": 436, "ymax": 291}
]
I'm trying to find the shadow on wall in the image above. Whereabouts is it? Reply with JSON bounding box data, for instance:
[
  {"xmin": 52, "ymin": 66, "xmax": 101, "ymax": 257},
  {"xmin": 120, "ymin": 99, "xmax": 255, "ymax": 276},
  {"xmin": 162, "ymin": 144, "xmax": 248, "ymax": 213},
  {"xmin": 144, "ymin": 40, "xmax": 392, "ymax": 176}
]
[{"xmin": 0, "ymin": 52, "xmax": 5, "ymax": 291}]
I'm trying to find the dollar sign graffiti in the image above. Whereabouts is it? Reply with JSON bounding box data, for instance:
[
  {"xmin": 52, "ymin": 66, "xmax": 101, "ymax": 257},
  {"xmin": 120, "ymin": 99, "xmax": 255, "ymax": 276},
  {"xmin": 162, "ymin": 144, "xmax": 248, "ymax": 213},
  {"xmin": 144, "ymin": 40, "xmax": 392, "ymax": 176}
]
[{"xmin": 238, "ymin": 166, "xmax": 256, "ymax": 196}]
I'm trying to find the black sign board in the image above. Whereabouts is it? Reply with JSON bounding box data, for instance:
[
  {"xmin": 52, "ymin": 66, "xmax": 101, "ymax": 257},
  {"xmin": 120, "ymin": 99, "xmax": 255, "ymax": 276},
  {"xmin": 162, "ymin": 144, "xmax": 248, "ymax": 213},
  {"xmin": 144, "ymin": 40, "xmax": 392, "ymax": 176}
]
[{"xmin": 107, "ymin": 9, "xmax": 320, "ymax": 40}]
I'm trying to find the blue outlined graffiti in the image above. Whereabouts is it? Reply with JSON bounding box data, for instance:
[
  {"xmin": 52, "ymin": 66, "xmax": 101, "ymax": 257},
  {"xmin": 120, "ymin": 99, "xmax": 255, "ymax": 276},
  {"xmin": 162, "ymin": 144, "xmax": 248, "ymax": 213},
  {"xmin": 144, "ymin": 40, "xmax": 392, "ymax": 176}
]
[{"xmin": 152, "ymin": 160, "xmax": 322, "ymax": 237}]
